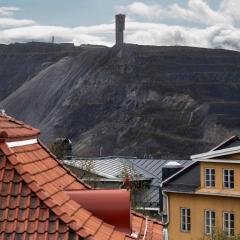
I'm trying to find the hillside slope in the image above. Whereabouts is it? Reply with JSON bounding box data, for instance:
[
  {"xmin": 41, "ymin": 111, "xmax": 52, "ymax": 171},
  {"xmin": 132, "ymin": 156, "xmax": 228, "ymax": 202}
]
[{"xmin": 1, "ymin": 43, "xmax": 240, "ymax": 159}]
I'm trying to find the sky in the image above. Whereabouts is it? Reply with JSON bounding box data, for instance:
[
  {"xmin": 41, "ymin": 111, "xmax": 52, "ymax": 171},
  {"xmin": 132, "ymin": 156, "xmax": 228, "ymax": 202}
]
[{"xmin": 1, "ymin": 0, "xmax": 240, "ymax": 50}]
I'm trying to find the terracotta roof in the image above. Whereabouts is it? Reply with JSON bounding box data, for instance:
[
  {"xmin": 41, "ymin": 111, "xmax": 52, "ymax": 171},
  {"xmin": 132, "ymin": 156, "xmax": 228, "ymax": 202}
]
[
  {"xmin": 0, "ymin": 114, "xmax": 163, "ymax": 240},
  {"xmin": 0, "ymin": 115, "xmax": 40, "ymax": 141}
]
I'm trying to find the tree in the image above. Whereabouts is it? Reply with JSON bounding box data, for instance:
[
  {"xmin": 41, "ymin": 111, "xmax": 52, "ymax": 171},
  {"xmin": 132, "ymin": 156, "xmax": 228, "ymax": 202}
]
[
  {"xmin": 48, "ymin": 141, "xmax": 65, "ymax": 160},
  {"xmin": 200, "ymin": 229, "xmax": 240, "ymax": 240},
  {"xmin": 119, "ymin": 161, "xmax": 150, "ymax": 212}
]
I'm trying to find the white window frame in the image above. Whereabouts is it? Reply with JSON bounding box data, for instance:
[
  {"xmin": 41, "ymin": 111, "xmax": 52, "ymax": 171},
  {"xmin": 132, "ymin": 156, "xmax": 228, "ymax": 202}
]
[
  {"xmin": 205, "ymin": 168, "xmax": 215, "ymax": 188},
  {"xmin": 180, "ymin": 208, "xmax": 191, "ymax": 232},
  {"xmin": 223, "ymin": 212, "xmax": 234, "ymax": 236},
  {"xmin": 204, "ymin": 210, "xmax": 216, "ymax": 235},
  {"xmin": 223, "ymin": 169, "xmax": 234, "ymax": 189}
]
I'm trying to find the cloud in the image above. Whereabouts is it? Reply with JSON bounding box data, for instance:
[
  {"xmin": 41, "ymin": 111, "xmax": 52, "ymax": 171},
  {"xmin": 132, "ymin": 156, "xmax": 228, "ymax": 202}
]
[
  {"xmin": 125, "ymin": 21, "xmax": 240, "ymax": 51},
  {"xmin": 0, "ymin": 18, "xmax": 36, "ymax": 27},
  {"xmin": 220, "ymin": 0, "xmax": 240, "ymax": 22},
  {"xmin": 1, "ymin": 20, "xmax": 240, "ymax": 52},
  {"xmin": 116, "ymin": 2, "xmax": 164, "ymax": 20},
  {"xmin": 0, "ymin": 6, "xmax": 19, "ymax": 16},
  {"xmin": 1, "ymin": 2, "xmax": 240, "ymax": 52},
  {"xmin": 0, "ymin": 25, "xmax": 114, "ymax": 46},
  {"xmin": 0, "ymin": 6, "xmax": 36, "ymax": 27},
  {"xmin": 117, "ymin": 0, "xmax": 238, "ymax": 26}
]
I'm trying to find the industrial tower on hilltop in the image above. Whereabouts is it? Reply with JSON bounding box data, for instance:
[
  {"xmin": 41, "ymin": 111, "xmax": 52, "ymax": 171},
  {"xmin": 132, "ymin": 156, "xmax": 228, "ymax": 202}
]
[{"xmin": 115, "ymin": 14, "xmax": 125, "ymax": 45}]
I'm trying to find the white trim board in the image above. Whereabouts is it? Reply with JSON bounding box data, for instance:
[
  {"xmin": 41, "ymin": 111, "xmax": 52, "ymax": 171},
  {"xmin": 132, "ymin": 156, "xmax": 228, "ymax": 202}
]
[
  {"xmin": 191, "ymin": 145, "xmax": 240, "ymax": 160},
  {"xmin": 6, "ymin": 139, "xmax": 38, "ymax": 148},
  {"xmin": 192, "ymin": 159, "xmax": 240, "ymax": 164}
]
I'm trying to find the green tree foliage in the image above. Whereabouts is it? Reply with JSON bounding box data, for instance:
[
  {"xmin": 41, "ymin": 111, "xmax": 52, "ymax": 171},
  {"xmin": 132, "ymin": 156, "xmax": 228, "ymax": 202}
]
[
  {"xmin": 200, "ymin": 229, "xmax": 240, "ymax": 240},
  {"xmin": 48, "ymin": 142, "xmax": 65, "ymax": 160}
]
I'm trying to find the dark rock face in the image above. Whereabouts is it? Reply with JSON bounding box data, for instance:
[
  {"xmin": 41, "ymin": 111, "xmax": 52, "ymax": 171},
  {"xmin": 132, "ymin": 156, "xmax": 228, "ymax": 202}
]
[{"xmin": 1, "ymin": 43, "xmax": 240, "ymax": 159}]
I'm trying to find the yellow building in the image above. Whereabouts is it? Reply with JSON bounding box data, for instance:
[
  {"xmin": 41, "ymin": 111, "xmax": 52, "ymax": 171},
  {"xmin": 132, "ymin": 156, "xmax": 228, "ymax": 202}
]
[{"xmin": 162, "ymin": 136, "xmax": 240, "ymax": 240}]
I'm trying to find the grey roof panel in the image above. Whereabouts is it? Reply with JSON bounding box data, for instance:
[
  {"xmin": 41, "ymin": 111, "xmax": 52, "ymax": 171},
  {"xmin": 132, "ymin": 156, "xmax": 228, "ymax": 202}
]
[{"xmin": 63, "ymin": 157, "xmax": 192, "ymax": 207}]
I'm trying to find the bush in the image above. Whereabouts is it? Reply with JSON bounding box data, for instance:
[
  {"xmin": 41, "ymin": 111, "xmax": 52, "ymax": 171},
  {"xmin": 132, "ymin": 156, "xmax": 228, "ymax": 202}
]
[{"xmin": 200, "ymin": 229, "xmax": 240, "ymax": 240}]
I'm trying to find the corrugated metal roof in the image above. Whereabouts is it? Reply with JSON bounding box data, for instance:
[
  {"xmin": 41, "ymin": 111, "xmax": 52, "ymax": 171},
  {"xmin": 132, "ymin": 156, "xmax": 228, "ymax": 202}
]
[
  {"xmin": 63, "ymin": 157, "xmax": 192, "ymax": 207},
  {"xmin": 128, "ymin": 159, "xmax": 192, "ymax": 182},
  {"xmin": 63, "ymin": 157, "xmax": 150, "ymax": 180}
]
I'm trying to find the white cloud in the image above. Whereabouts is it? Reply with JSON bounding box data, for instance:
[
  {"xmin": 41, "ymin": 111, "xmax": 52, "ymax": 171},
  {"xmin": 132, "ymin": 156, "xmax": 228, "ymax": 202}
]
[
  {"xmin": 1, "ymin": 2, "xmax": 240, "ymax": 52},
  {"xmin": 125, "ymin": 21, "xmax": 240, "ymax": 51},
  {"xmin": 170, "ymin": 0, "xmax": 232, "ymax": 26},
  {"xmin": 118, "ymin": 2, "xmax": 164, "ymax": 20},
  {"xmin": 117, "ymin": 0, "xmax": 238, "ymax": 26},
  {"xmin": 220, "ymin": 0, "xmax": 240, "ymax": 22},
  {"xmin": 1, "ymin": 20, "xmax": 240, "ymax": 52},
  {"xmin": 0, "ymin": 6, "xmax": 36, "ymax": 27},
  {"xmin": 0, "ymin": 17, "xmax": 36, "ymax": 27},
  {"xmin": 0, "ymin": 25, "xmax": 113, "ymax": 46},
  {"xmin": 0, "ymin": 6, "xmax": 19, "ymax": 16}
]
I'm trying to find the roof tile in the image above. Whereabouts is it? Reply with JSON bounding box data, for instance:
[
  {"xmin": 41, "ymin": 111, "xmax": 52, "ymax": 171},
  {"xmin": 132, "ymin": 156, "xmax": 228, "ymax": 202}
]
[{"xmin": 0, "ymin": 115, "xmax": 163, "ymax": 240}]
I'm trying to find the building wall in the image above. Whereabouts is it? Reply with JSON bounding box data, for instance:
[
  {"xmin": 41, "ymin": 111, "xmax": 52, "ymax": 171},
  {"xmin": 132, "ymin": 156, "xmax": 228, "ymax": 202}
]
[
  {"xmin": 168, "ymin": 192, "xmax": 240, "ymax": 240},
  {"xmin": 200, "ymin": 162, "xmax": 240, "ymax": 191},
  {"xmin": 216, "ymin": 153, "xmax": 240, "ymax": 160}
]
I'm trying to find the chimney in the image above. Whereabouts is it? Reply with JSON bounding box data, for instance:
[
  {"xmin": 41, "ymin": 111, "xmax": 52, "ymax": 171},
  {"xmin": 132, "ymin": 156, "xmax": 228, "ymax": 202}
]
[{"xmin": 115, "ymin": 14, "xmax": 125, "ymax": 45}]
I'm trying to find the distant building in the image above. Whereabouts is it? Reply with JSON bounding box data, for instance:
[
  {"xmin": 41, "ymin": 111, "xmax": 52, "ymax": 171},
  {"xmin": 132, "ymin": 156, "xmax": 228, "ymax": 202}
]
[
  {"xmin": 162, "ymin": 136, "xmax": 240, "ymax": 240},
  {"xmin": 115, "ymin": 14, "xmax": 125, "ymax": 45},
  {"xmin": 63, "ymin": 156, "xmax": 191, "ymax": 217}
]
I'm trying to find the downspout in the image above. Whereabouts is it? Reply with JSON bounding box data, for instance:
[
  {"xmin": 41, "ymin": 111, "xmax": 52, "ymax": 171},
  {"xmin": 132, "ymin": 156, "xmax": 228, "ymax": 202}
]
[{"xmin": 161, "ymin": 186, "xmax": 169, "ymax": 240}]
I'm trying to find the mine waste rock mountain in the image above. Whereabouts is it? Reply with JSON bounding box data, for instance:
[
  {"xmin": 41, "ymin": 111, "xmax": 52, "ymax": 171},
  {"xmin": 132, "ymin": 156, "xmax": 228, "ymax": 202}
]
[{"xmin": 1, "ymin": 42, "xmax": 240, "ymax": 159}]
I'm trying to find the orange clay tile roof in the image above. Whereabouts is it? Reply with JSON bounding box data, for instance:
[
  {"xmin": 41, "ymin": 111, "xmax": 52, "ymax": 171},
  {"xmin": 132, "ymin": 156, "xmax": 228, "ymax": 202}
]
[
  {"xmin": 0, "ymin": 115, "xmax": 40, "ymax": 141},
  {"xmin": 0, "ymin": 114, "xmax": 163, "ymax": 240}
]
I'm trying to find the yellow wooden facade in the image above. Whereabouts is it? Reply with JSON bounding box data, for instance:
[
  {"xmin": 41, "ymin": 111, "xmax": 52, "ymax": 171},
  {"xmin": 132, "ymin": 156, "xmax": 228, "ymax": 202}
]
[{"xmin": 167, "ymin": 154, "xmax": 240, "ymax": 240}]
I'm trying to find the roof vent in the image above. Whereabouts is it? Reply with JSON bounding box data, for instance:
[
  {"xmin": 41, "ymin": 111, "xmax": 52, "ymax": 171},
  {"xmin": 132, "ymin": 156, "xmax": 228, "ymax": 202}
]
[
  {"xmin": 0, "ymin": 109, "xmax": 6, "ymax": 116},
  {"xmin": 164, "ymin": 161, "xmax": 181, "ymax": 167}
]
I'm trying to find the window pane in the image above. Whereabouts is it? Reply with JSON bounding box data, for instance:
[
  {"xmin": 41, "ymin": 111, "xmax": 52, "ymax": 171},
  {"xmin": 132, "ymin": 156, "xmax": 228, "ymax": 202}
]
[
  {"xmin": 224, "ymin": 213, "xmax": 234, "ymax": 236},
  {"xmin": 205, "ymin": 169, "xmax": 215, "ymax": 187},
  {"xmin": 181, "ymin": 208, "xmax": 190, "ymax": 232},
  {"xmin": 205, "ymin": 210, "xmax": 215, "ymax": 235}
]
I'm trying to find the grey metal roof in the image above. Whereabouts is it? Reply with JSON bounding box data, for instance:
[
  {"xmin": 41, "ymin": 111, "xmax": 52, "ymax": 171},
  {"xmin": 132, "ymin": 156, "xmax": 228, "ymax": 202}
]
[
  {"xmin": 128, "ymin": 158, "xmax": 192, "ymax": 182},
  {"xmin": 63, "ymin": 157, "xmax": 152, "ymax": 180},
  {"xmin": 63, "ymin": 157, "xmax": 192, "ymax": 207}
]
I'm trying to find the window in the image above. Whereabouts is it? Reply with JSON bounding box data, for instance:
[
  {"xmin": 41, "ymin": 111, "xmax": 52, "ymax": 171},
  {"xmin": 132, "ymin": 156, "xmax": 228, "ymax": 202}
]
[
  {"xmin": 223, "ymin": 212, "xmax": 234, "ymax": 236},
  {"xmin": 180, "ymin": 208, "xmax": 191, "ymax": 232},
  {"xmin": 205, "ymin": 168, "xmax": 215, "ymax": 187},
  {"xmin": 223, "ymin": 169, "xmax": 234, "ymax": 189},
  {"xmin": 205, "ymin": 210, "xmax": 216, "ymax": 235}
]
